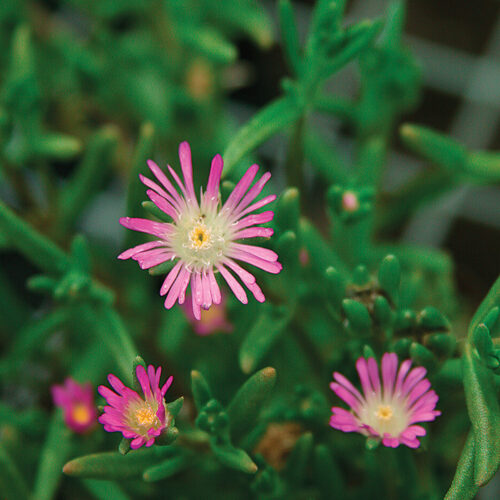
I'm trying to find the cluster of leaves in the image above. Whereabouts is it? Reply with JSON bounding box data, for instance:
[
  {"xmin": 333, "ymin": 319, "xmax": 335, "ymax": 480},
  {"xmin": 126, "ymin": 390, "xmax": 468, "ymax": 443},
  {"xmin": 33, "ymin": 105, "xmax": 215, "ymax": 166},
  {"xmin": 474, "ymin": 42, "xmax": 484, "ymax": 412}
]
[{"xmin": 0, "ymin": 1, "xmax": 499, "ymax": 499}]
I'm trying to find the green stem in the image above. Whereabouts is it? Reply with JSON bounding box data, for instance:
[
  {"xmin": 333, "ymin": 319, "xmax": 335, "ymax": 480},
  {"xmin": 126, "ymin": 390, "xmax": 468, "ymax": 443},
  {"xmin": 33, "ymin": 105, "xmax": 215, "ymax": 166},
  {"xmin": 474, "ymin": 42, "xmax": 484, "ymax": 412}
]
[{"xmin": 285, "ymin": 115, "xmax": 306, "ymax": 190}]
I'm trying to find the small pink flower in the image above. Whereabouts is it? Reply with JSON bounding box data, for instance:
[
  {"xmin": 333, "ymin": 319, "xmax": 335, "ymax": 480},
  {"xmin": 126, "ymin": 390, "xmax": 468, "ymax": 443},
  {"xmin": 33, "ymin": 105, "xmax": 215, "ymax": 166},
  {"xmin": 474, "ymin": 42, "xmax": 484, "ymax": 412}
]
[
  {"xmin": 329, "ymin": 353, "xmax": 441, "ymax": 448},
  {"xmin": 118, "ymin": 142, "xmax": 282, "ymax": 320},
  {"xmin": 183, "ymin": 292, "xmax": 233, "ymax": 335},
  {"xmin": 341, "ymin": 191, "xmax": 359, "ymax": 212},
  {"xmin": 52, "ymin": 378, "xmax": 97, "ymax": 434},
  {"xmin": 98, "ymin": 365, "xmax": 173, "ymax": 449}
]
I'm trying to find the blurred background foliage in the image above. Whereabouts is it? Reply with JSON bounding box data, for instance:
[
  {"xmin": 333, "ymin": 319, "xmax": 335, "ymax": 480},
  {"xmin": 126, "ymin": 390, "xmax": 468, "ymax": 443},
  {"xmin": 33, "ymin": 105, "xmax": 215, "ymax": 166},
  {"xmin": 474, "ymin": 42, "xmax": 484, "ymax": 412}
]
[{"xmin": 0, "ymin": 0, "xmax": 499, "ymax": 499}]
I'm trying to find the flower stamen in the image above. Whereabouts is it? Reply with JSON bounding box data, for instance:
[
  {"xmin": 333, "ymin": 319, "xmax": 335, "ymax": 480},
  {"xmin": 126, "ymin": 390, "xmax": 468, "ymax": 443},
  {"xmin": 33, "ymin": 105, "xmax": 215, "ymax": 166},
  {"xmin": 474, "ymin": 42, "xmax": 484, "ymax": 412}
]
[
  {"xmin": 376, "ymin": 405, "xmax": 393, "ymax": 421},
  {"xmin": 135, "ymin": 405, "xmax": 157, "ymax": 427},
  {"xmin": 188, "ymin": 222, "xmax": 212, "ymax": 250}
]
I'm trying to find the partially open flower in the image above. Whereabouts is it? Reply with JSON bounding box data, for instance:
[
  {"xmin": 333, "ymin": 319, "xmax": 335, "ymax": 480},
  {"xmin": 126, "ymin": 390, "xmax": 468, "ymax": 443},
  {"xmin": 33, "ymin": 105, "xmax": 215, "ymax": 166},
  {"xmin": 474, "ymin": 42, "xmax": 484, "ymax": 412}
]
[
  {"xmin": 52, "ymin": 378, "xmax": 97, "ymax": 434},
  {"xmin": 98, "ymin": 364, "xmax": 173, "ymax": 449},
  {"xmin": 118, "ymin": 141, "xmax": 282, "ymax": 320},
  {"xmin": 329, "ymin": 353, "xmax": 441, "ymax": 448}
]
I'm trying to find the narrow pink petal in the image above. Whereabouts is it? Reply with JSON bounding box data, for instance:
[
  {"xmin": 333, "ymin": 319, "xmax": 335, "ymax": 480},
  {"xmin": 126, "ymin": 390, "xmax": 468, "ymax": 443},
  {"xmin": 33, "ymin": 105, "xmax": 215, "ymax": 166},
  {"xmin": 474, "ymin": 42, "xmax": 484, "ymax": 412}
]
[
  {"xmin": 236, "ymin": 194, "xmax": 277, "ymax": 219},
  {"xmin": 217, "ymin": 265, "xmax": 248, "ymax": 304},
  {"xmin": 147, "ymin": 190, "xmax": 178, "ymax": 220},
  {"xmin": 118, "ymin": 240, "xmax": 164, "ymax": 260},
  {"xmin": 130, "ymin": 437, "xmax": 145, "ymax": 449},
  {"xmin": 410, "ymin": 390, "xmax": 439, "ymax": 413},
  {"xmin": 205, "ymin": 154, "xmax": 223, "ymax": 208},
  {"xmin": 330, "ymin": 408, "xmax": 362, "ymax": 432},
  {"xmin": 178, "ymin": 142, "xmax": 197, "ymax": 205},
  {"xmin": 98, "ymin": 386, "xmax": 123, "ymax": 408},
  {"xmin": 133, "ymin": 251, "xmax": 174, "ymax": 270},
  {"xmin": 401, "ymin": 367, "xmax": 427, "ymax": 396},
  {"xmin": 191, "ymin": 291, "xmax": 201, "ymax": 320},
  {"xmin": 409, "ymin": 410, "xmax": 441, "ymax": 424},
  {"xmin": 222, "ymin": 164, "xmax": 259, "ymax": 212},
  {"xmin": 223, "ymin": 258, "xmax": 256, "ymax": 284},
  {"xmin": 167, "ymin": 165, "xmax": 189, "ymax": 201},
  {"xmin": 394, "ymin": 359, "xmax": 413, "ymax": 394},
  {"xmin": 406, "ymin": 379, "xmax": 431, "ymax": 406},
  {"xmin": 177, "ymin": 268, "xmax": 192, "ymax": 304},
  {"xmin": 136, "ymin": 365, "xmax": 152, "ymax": 399},
  {"xmin": 333, "ymin": 372, "xmax": 364, "ymax": 403},
  {"xmin": 154, "ymin": 366, "xmax": 161, "ymax": 388},
  {"xmin": 161, "ymin": 375, "xmax": 174, "ymax": 396},
  {"xmin": 160, "ymin": 261, "xmax": 183, "ymax": 296},
  {"xmin": 367, "ymin": 358, "xmax": 381, "ymax": 393},
  {"xmin": 140, "ymin": 174, "xmax": 181, "ymax": 211},
  {"xmin": 233, "ymin": 172, "xmax": 271, "ymax": 216},
  {"xmin": 146, "ymin": 160, "xmax": 184, "ymax": 207},
  {"xmin": 399, "ymin": 436, "xmax": 420, "ymax": 448},
  {"xmin": 355, "ymin": 358, "xmax": 374, "ymax": 400},
  {"xmin": 164, "ymin": 267, "xmax": 188, "ymax": 309},
  {"xmin": 330, "ymin": 382, "xmax": 361, "ymax": 411},
  {"xmin": 233, "ymin": 227, "xmax": 274, "ymax": 239},
  {"xmin": 119, "ymin": 217, "xmax": 173, "ymax": 239},
  {"xmin": 201, "ymin": 271, "xmax": 212, "ymax": 309},
  {"xmin": 401, "ymin": 425, "xmax": 426, "ymax": 439},
  {"xmin": 208, "ymin": 268, "xmax": 221, "ymax": 304},
  {"xmin": 232, "ymin": 243, "xmax": 278, "ymax": 262},
  {"xmin": 382, "ymin": 434, "xmax": 400, "ymax": 448},
  {"xmin": 233, "ymin": 211, "xmax": 274, "ymax": 231},
  {"xmin": 140, "ymin": 174, "xmax": 170, "ymax": 200},
  {"xmin": 107, "ymin": 374, "xmax": 126, "ymax": 395},
  {"xmin": 229, "ymin": 248, "xmax": 282, "ymax": 274},
  {"xmin": 381, "ymin": 352, "xmax": 398, "ymax": 399},
  {"xmin": 193, "ymin": 272, "xmax": 203, "ymax": 305},
  {"xmin": 246, "ymin": 280, "xmax": 265, "ymax": 302}
]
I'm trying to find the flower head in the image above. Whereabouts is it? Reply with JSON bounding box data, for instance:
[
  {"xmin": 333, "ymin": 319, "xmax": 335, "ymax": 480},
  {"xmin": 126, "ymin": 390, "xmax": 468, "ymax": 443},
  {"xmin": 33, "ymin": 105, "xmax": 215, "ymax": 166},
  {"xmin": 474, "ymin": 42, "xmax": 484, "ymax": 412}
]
[
  {"xmin": 118, "ymin": 141, "xmax": 282, "ymax": 320},
  {"xmin": 52, "ymin": 378, "xmax": 97, "ymax": 434},
  {"xmin": 98, "ymin": 364, "xmax": 173, "ymax": 449},
  {"xmin": 182, "ymin": 292, "xmax": 233, "ymax": 335},
  {"xmin": 329, "ymin": 353, "xmax": 441, "ymax": 448}
]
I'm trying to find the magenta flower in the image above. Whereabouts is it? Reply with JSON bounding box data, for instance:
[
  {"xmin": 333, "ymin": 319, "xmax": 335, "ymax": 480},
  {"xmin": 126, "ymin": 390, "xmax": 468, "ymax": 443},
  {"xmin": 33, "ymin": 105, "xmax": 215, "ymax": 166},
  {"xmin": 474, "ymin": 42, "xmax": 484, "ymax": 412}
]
[
  {"xmin": 118, "ymin": 142, "xmax": 282, "ymax": 320},
  {"xmin": 52, "ymin": 378, "xmax": 97, "ymax": 434},
  {"xmin": 329, "ymin": 353, "xmax": 441, "ymax": 448},
  {"xmin": 182, "ymin": 292, "xmax": 233, "ymax": 335},
  {"xmin": 98, "ymin": 364, "xmax": 173, "ymax": 449}
]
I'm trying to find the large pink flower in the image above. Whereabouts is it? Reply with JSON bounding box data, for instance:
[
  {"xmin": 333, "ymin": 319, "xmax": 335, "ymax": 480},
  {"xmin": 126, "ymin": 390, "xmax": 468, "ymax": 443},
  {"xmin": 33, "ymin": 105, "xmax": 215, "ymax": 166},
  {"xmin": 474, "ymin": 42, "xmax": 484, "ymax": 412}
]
[
  {"xmin": 329, "ymin": 353, "xmax": 441, "ymax": 448},
  {"xmin": 98, "ymin": 365, "xmax": 173, "ymax": 449},
  {"xmin": 52, "ymin": 378, "xmax": 97, "ymax": 434},
  {"xmin": 118, "ymin": 142, "xmax": 282, "ymax": 319}
]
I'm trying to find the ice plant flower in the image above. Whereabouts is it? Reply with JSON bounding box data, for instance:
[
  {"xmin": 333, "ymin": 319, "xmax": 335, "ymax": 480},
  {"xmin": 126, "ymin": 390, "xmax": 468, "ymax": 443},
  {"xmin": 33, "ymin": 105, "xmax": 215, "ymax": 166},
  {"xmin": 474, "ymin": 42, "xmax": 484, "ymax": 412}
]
[
  {"xmin": 182, "ymin": 292, "xmax": 233, "ymax": 335},
  {"xmin": 118, "ymin": 142, "xmax": 282, "ymax": 320},
  {"xmin": 98, "ymin": 364, "xmax": 173, "ymax": 449},
  {"xmin": 329, "ymin": 353, "xmax": 441, "ymax": 448},
  {"xmin": 52, "ymin": 378, "xmax": 97, "ymax": 434}
]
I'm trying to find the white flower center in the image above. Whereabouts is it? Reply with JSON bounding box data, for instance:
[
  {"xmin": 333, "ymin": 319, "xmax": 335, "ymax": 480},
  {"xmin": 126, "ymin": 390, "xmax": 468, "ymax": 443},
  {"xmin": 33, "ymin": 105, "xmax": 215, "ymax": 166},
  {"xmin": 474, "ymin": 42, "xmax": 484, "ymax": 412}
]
[
  {"xmin": 170, "ymin": 208, "xmax": 234, "ymax": 271},
  {"xmin": 127, "ymin": 399, "xmax": 168, "ymax": 438},
  {"xmin": 359, "ymin": 398, "xmax": 409, "ymax": 437}
]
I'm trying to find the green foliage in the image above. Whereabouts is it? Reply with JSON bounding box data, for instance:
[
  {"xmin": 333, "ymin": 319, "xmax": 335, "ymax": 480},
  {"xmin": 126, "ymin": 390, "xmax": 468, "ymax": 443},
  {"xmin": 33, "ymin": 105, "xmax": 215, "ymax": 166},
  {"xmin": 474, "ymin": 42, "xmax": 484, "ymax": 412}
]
[{"xmin": 0, "ymin": 1, "xmax": 499, "ymax": 499}]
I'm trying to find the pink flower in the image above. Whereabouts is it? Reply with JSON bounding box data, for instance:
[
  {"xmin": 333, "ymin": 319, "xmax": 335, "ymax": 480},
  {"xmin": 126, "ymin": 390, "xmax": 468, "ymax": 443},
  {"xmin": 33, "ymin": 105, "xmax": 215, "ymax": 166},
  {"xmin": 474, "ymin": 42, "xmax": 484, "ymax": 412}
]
[
  {"xmin": 329, "ymin": 353, "xmax": 441, "ymax": 448},
  {"xmin": 52, "ymin": 378, "xmax": 97, "ymax": 434},
  {"xmin": 118, "ymin": 142, "xmax": 282, "ymax": 320},
  {"xmin": 98, "ymin": 364, "xmax": 173, "ymax": 449},
  {"xmin": 182, "ymin": 292, "xmax": 233, "ymax": 335}
]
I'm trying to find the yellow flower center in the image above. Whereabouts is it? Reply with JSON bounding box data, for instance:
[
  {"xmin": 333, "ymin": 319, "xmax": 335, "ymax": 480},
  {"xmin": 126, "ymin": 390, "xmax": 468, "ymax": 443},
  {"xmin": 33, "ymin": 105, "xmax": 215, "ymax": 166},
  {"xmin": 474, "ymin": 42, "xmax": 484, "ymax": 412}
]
[
  {"xmin": 188, "ymin": 222, "xmax": 212, "ymax": 250},
  {"xmin": 135, "ymin": 405, "xmax": 156, "ymax": 426},
  {"xmin": 72, "ymin": 404, "xmax": 92, "ymax": 425},
  {"xmin": 375, "ymin": 405, "xmax": 393, "ymax": 421}
]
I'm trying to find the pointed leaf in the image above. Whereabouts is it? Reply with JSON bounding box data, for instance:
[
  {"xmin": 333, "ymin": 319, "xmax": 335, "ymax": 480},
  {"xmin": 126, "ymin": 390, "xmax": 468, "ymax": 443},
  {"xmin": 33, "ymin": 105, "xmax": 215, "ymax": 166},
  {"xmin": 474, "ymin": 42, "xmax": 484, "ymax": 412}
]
[{"xmin": 227, "ymin": 367, "xmax": 276, "ymax": 442}]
